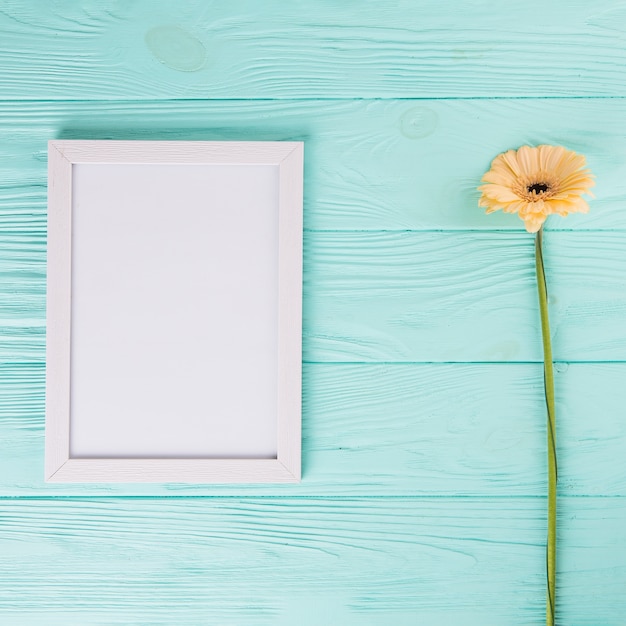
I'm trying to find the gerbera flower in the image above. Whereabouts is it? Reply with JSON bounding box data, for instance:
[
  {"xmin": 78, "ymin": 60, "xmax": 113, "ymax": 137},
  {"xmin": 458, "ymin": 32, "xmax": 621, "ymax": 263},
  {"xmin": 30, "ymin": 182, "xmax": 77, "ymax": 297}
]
[{"xmin": 478, "ymin": 144, "xmax": 595, "ymax": 233}]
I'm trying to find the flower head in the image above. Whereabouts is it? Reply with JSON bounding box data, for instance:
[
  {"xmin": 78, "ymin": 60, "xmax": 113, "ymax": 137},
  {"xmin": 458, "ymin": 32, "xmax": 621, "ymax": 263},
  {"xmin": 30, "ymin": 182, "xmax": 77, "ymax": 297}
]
[{"xmin": 478, "ymin": 145, "xmax": 594, "ymax": 233}]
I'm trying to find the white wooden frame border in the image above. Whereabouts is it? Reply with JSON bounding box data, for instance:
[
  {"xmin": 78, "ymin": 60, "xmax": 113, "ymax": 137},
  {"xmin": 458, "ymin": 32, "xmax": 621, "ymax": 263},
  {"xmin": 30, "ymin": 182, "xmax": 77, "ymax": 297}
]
[{"xmin": 46, "ymin": 140, "xmax": 303, "ymax": 483}]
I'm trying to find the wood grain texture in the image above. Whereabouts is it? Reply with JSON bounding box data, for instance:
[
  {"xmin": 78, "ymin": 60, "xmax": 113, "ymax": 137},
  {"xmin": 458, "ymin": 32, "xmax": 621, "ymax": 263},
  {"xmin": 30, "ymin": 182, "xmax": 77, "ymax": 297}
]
[
  {"xmin": 1, "ymin": 1, "xmax": 626, "ymax": 99},
  {"xmin": 0, "ymin": 497, "xmax": 624, "ymax": 625},
  {"xmin": 0, "ymin": 98, "xmax": 624, "ymax": 230},
  {"xmin": 3, "ymin": 228, "xmax": 626, "ymax": 363},
  {"xmin": 0, "ymin": 231, "xmax": 626, "ymax": 362},
  {"xmin": 2, "ymin": 362, "xmax": 625, "ymax": 496},
  {"xmin": 2, "ymin": 2, "xmax": 625, "ymax": 621},
  {"xmin": 44, "ymin": 143, "xmax": 71, "ymax": 481},
  {"xmin": 305, "ymin": 230, "xmax": 626, "ymax": 363}
]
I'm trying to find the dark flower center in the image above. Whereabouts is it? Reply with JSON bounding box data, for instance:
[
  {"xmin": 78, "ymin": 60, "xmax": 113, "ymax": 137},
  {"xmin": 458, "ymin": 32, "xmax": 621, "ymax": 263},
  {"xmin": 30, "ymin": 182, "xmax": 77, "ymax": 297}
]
[{"xmin": 527, "ymin": 182, "xmax": 549, "ymax": 194}]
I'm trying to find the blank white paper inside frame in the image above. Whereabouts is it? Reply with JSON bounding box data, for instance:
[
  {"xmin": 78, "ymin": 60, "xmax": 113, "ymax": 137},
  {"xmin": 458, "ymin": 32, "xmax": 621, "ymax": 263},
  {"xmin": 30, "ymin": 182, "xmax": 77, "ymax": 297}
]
[{"xmin": 69, "ymin": 163, "xmax": 279, "ymax": 459}]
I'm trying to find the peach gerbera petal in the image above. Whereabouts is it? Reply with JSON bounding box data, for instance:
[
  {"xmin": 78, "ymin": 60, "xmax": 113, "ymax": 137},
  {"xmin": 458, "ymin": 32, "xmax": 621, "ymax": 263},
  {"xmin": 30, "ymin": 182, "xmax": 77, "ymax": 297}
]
[
  {"xmin": 477, "ymin": 184, "xmax": 522, "ymax": 203},
  {"xmin": 499, "ymin": 150, "xmax": 523, "ymax": 177},
  {"xmin": 481, "ymin": 170, "xmax": 516, "ymax": 186},
  {"xmin": 478, "ymin": 145, "xmax": 594, "ymax": 232},
  {"xmin": 517, "ymin": 145, "xmax": 540, "ymax": 174}
]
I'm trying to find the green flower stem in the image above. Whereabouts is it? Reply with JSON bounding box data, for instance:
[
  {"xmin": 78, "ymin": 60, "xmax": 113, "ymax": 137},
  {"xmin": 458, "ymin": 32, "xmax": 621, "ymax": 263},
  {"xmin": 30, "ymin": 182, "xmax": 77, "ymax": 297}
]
[{"xmin": 535, "ymin": 227, "xmax": 558, "ymax": 626}]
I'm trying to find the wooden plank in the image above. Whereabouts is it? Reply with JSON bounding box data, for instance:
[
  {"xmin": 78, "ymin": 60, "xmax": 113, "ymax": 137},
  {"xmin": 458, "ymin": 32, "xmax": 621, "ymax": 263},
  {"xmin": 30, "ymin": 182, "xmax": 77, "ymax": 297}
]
[
  {"xmin": 1, "ymin": 1, "xmax": 626, "ymax": 99},
  {"xmin": 3, "ymin": 229, "xmax": 626, "ymax": 363},
  {"xmin": 0, "ymin": 231, "xmax": 45, "ymax": 362},
  {"xmin": 305, "ymin": 230, "xmax": 626, "ymax": 363},
  {"xmin": 0, "ymin": 497, "xmax": 624, "ymax": 625},
  {"xmin": 0, "ymin": 98, "xmax": 623, "ymax": 231},
  {"xmin": 2, "ymin": 362, "xmax": 625, "ymax": 496}
]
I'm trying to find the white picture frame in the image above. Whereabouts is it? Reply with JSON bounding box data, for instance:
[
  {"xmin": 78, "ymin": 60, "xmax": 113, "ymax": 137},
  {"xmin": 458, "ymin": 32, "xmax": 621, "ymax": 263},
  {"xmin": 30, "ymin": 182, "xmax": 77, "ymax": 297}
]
[{"xmin": 45, "ymin": 140, "xmax": 303, "ymax": 483}]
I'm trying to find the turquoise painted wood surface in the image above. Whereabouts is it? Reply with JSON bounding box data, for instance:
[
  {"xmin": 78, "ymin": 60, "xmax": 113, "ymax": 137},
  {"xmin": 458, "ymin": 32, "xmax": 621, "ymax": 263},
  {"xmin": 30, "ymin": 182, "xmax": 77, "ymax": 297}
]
[
  {"xmin": 1, "ymin": 0, "xmax": 626, "ymax": 99},
  {"xmin": 1, "ymin": 99, "xmax": 625, "ymax": 231},
  {"xmin": 2, "ymin": 498, "xmax": 626, "ymax": 625},
  {"xmin": 3, "ymin": 362, "xmax": 626, "ymax": 497},
  {"xmin": 1, "ymin": 1, "xmax": 625, "ymax": 624},
  {"xmin": 6, "ymin": 227, "xmax": 626, "ymax": 364}
]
